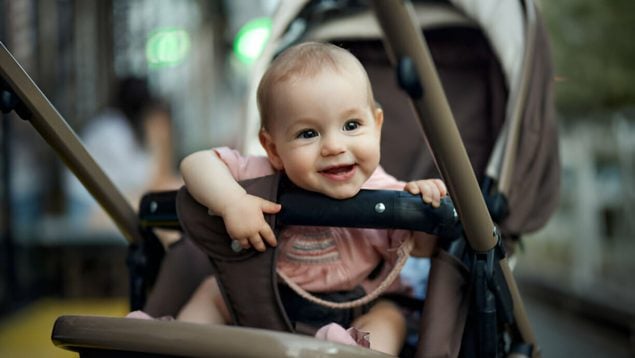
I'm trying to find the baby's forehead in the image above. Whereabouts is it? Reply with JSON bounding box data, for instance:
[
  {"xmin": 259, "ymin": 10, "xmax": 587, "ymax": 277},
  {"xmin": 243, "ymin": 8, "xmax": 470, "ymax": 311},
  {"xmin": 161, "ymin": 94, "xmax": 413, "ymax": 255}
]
[
  {"xmin": 280, "ymin": 58, "xmax": 368, "ymax": 87},
  {"xmin": 273, "ymin": 68, "xmax": 369, "ymax": 107}
]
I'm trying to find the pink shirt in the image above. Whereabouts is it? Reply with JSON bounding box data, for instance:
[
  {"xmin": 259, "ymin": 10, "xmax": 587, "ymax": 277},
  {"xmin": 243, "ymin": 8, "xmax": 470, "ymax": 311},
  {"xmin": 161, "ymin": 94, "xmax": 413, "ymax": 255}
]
[{"xmin": 215, "ymin": 147, "xmax": 413, "ymax": 293}]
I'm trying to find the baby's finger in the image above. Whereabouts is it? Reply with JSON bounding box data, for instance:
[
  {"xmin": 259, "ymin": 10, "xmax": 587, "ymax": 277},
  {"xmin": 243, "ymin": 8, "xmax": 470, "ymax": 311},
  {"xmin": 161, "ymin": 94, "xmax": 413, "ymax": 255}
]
[
  {"xmin": 260, "ymin": 224, "xmax": 277, "ymax": 248},
  {"xmin": 237, "ymin": 238, "xmax": 251, "ymax": 249},
  {"xmin": 432, "ymin": 179, "xmax": 448, "ymax": 196},
  {"xmin": 405, "ymin": 181, "xmax": 421, "ymax": 195},
  {"xmin": 420, "ymin": 182, "xmax": 433, "ymax": 204},
  {"xmin": 248, "ymin": 234, "xmax": 266, "ymax": 252},
  {"xmin": 429, "ymin": 186, "xmax": 441, "ymax": 208},
  {"xmin": 260, "ymin": 198, "xmax": 282, "ymax": 214}
]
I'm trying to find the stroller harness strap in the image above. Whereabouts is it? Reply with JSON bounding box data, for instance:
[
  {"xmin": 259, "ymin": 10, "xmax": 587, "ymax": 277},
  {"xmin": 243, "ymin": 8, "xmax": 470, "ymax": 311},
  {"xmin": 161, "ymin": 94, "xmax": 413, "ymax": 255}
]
[{"xmin": 176, "ymin": 173, "xmax": 294, "ymax": 332}]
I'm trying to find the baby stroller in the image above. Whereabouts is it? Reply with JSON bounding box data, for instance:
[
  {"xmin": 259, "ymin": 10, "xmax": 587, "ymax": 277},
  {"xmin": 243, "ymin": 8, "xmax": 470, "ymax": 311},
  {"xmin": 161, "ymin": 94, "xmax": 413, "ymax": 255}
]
[{"xmin": 0, "ymin": 0, "xmax": 559, "ymax": 357}]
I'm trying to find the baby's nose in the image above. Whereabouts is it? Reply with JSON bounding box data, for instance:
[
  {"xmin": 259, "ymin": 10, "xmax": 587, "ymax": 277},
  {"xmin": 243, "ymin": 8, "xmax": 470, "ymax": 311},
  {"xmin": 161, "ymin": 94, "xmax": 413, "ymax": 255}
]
[{"xmin": 320, "ymin": 135, "xmax": 346, "ymax": 156}]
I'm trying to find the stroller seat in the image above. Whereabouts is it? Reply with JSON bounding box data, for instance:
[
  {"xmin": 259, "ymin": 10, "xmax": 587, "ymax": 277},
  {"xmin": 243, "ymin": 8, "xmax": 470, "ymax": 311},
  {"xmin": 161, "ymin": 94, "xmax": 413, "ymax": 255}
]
[{"xmin": 174, "ymin": 173, "xmax": 461, "ymax": 334}]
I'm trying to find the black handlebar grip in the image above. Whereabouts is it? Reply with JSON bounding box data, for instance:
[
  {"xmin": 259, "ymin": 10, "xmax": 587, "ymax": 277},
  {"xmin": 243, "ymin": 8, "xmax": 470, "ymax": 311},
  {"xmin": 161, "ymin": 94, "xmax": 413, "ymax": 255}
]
[
  {"xmin": 277, "ymin": 187, "xmax": 462, "ymax": 239},
  {"xmin": 139, "ymin": 190, "xmax": 180, "ymax": 230}
]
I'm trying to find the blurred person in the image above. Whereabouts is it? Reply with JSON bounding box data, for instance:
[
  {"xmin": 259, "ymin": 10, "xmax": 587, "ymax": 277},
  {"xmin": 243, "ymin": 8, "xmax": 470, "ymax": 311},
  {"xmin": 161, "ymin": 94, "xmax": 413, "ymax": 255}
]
[{"xmin": 65, "ymin": 76, "xmax": 182, "ymax": 242}]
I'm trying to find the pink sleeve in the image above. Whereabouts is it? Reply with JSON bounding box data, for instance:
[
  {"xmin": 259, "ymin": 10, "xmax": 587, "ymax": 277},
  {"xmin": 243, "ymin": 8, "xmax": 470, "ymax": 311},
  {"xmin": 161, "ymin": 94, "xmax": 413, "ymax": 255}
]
[{"xmin": 213, "ymin": 147, "xmax": 275, "ymax": 181}]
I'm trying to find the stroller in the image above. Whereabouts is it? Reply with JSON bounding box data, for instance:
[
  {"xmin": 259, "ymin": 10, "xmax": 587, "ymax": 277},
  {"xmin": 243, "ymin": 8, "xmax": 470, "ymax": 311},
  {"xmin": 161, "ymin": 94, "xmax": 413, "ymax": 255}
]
[{"xmin": 0, "ymin": 0, "xmax": 559, "ymax": 357}]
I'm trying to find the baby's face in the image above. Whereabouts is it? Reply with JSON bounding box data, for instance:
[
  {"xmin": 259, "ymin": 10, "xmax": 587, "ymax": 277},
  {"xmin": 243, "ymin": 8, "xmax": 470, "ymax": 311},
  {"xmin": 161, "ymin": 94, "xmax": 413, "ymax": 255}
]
[{"xmin": 261, "ymin": 67, "xmax": 383, "ymax": 199}]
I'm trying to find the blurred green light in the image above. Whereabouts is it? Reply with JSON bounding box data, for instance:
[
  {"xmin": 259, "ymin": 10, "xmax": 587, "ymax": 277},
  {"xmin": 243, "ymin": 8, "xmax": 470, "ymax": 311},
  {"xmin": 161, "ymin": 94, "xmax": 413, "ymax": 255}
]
[
  {"xmin": 146, "ymin": 27, "xmax": 191, "ymax": 69},
  {"xmin": 233, "ymin": 17, "xmax": 272, "ymax": 64}
]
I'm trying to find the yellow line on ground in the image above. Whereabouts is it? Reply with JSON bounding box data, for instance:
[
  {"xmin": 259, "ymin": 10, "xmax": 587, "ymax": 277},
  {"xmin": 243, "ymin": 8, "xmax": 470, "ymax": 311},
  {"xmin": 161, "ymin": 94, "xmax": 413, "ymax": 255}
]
[{"xmin": 0, "ymin": 297, "xmax": 128, "ymax": 358}]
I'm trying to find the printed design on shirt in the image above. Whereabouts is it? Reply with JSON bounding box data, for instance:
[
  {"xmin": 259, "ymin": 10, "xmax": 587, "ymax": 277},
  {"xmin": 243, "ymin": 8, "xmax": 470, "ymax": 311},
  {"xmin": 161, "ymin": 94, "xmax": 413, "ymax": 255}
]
[{"xmin": 284, "ymin": 228, "xmax": 340, "ymax": 264}]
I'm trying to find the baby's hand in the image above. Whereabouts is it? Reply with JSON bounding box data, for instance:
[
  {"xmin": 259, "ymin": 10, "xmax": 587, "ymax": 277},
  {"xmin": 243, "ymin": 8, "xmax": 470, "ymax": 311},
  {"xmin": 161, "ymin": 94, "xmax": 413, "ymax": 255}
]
[
  {"xmin": 404, "ymin": 179, "xmax": 447, "ymax": 208},
  {"xmin": 221, "ymin": 194, "xmax": 281, "ymax": 252}
]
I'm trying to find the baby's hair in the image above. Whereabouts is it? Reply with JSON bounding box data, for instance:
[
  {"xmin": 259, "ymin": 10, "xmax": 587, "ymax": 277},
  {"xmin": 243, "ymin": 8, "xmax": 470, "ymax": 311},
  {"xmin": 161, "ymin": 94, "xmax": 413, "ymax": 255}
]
[{"xmin": 257, "ymin": 41, "xmax": 376, "ymax": 131}]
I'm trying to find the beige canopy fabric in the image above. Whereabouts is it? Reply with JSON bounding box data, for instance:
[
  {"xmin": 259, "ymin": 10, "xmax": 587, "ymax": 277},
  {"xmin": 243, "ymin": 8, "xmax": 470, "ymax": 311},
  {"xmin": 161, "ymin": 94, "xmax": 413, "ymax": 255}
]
[{"xmin": 499, "ymin": 15, "xmax": 560, "ymax": 234}]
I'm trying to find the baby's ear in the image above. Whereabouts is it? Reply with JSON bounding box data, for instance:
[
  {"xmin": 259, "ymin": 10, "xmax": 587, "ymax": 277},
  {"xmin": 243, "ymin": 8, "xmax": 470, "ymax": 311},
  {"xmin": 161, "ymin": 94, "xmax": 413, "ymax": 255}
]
[
  {"xmin": 259, "ymin": 129, "xmax": 284, "ymax": 170},
  {"xmin": 374, "ymin": 107, "xmax": 384, "ymax": 130},
  {"xmin": 375, "ymin": 107, "xmax": 384, "ymax": 135}
]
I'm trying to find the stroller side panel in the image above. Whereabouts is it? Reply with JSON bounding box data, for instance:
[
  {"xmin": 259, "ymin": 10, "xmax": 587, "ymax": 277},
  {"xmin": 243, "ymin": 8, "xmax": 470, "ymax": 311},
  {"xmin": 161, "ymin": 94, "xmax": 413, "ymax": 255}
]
[
  {"xmin": 417, "ymin": 250, "xmax": 470, "ymax": 357},
  {"xmin": 502, "ymin": 14, "xmax": 560, "ymax": 234}
]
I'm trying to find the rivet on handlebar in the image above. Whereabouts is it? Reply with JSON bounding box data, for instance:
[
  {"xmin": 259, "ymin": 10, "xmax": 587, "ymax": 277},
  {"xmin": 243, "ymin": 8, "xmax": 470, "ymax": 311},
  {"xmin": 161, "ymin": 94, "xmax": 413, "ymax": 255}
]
[{"xmin": 231, "ymin": 240, "xmax": 243, "ymax": 253}]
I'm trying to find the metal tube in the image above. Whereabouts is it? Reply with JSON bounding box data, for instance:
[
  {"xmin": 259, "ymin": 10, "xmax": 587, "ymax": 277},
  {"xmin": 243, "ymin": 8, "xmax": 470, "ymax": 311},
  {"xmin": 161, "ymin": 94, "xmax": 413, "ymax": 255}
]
[
  {"xmin": 0, "ymin": 42, "xmax": 142, "ymax": 244},
  {"xmin": 370, "ymin": 0, "xmax": 539, "ymax": 353},
  {"xmin": 371, "ymin": 0, "xmax": 495, "ymax": 251}
]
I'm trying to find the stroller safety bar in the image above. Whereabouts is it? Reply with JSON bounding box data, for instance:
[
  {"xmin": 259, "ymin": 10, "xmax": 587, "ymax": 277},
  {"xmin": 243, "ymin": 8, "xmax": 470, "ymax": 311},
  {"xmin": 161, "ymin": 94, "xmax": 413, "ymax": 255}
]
[
  {"xmin": 139, "ymin": 190, "xmax": 181, "ymax": 230},
  {"xmin": 52, "ymin": 315, "xmax": 391, "ymax": 358},
  {"xmin": 278, "ymin": 185, "xmax": 461, "ymax": 238},
  {"xmin": 139, "ymin": 186, "xmax": 462, "ymax": 238}
]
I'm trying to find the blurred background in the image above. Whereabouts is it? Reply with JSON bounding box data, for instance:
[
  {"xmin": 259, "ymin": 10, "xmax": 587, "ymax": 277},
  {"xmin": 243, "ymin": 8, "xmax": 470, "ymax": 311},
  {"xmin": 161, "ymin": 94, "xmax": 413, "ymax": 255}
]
[{"xmin": 0, "ymin": 0, "xmax": 634, "ymax": 357}]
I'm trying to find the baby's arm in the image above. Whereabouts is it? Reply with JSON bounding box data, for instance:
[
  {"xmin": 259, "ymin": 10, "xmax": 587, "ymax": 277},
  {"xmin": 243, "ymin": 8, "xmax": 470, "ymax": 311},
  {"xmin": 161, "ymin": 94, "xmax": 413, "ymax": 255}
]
[
  {"xmin": 180, "ymin": 150, "xmax": 280, "ymax": 251},
  {"xmin": 404, "ymin": 179, "xmax": 448, "ymax": 257}
]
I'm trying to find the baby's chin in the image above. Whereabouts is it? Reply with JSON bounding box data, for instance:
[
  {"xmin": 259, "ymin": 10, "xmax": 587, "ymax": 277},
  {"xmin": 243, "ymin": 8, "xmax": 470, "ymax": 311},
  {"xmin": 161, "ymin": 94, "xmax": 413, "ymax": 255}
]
[
  {"xmin": 291, "ymin": 182, "xmax": 361, "ymax": 199},
  {"xmin": 288, "ymin": 175, "xmax": 366, "ymax": 199},
  {"xmin": 317, "ymin": 186, "xmax": 363, "ymax": 200}
]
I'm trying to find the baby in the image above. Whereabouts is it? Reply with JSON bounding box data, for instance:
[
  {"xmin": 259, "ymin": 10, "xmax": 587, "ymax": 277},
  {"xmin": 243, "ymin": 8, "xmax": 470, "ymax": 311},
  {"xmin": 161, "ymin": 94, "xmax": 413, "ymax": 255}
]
[{"xmin": 146, "ymin": 42, "xmax": 446, "ymax": 355}]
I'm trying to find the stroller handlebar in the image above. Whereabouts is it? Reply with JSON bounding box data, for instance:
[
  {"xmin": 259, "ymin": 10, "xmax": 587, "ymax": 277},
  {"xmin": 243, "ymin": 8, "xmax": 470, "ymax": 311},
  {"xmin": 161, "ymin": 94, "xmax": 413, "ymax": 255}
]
[
  {"xmin": 139, "ymin": 187, "xmax": 462, "ymax": 238},
  {"xmin": 277, "ymin": 187, "xmax": 462, "ymax": 238}
]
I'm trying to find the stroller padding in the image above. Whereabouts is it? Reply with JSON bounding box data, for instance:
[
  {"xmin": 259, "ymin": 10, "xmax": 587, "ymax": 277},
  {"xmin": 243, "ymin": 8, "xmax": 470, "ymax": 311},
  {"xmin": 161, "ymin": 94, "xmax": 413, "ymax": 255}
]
[
  {"xmin": 52, "ymin": 315, "xmax": 390, "ymax": 358},
  {"xmin": 176, "ymin": 173, "xmax": 294, "ymax": 332},
  {"xmin": 416, "ymin": 249, "xmax": 470, "ymax": 357}
]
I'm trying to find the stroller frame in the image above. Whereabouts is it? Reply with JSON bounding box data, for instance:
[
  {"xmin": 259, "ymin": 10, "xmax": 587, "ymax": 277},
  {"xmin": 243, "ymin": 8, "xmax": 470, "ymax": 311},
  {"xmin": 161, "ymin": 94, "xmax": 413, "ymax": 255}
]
[
  {"xmin": 0, "ymin": 1, "xmax": 542, "ymax": 357},
  {"xmin": 372, "ymin": 1, "xmax": 536, "ymax": 353}
]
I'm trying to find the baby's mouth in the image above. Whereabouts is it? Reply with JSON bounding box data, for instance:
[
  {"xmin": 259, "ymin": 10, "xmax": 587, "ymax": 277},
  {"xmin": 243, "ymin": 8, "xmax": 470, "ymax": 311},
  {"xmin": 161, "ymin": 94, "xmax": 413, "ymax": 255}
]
[
  {"xmin": 320, "ymin": 164, "xmax": 354, "ymax": 174},
  {"xmin": 319, "ymin": 164, "xmax": 357, "ymax": 180}
]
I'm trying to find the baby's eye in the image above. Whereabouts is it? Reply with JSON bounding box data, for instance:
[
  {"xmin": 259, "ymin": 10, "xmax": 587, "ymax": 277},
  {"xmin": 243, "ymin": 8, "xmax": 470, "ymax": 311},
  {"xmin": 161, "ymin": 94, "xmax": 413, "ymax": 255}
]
[
  {"xmin": 297, "ymin": 129, "xmax": 318, "ymax": 139},
  {"xmin": 343, "ymin": 120, "xmax": 360, "ymax": 131}
]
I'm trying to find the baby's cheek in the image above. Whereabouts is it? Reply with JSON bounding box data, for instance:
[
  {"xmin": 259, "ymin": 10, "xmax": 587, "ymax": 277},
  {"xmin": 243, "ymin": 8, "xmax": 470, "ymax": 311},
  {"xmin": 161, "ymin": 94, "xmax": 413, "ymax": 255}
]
[{"xmin": 359, "ymin": 137, "xmax": 380, "ymax": 158}]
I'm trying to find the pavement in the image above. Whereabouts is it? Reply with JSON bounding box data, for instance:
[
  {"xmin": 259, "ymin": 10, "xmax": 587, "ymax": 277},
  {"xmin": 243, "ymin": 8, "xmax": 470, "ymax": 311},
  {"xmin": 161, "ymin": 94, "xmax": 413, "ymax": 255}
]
[{"xmin": 521, "ymin": 290, "xmax": 633, "ymax": 357}]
